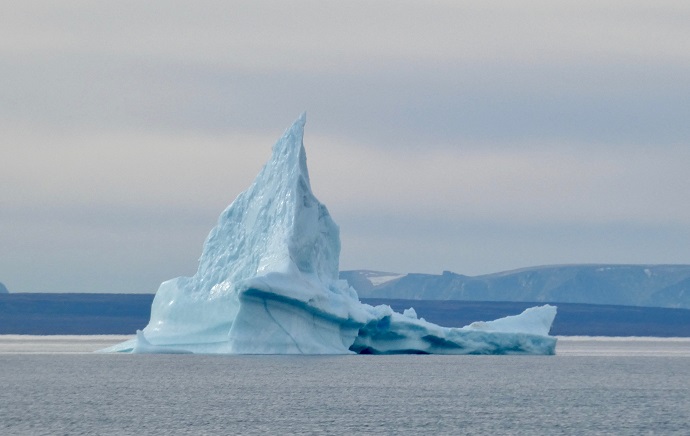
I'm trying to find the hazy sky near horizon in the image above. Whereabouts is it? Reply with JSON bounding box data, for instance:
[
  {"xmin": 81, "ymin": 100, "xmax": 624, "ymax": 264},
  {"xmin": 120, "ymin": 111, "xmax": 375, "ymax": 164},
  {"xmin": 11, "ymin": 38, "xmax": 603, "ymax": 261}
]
[{"xmin": 2, "ymin": 1, "xmax": 690, "ymax": 292}]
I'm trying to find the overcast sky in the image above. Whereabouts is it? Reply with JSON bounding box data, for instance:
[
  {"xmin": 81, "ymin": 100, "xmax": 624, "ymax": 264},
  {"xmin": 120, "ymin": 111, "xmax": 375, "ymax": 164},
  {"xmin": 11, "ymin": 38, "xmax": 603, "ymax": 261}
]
[{"xmin": 2, "ymin": 1, "xmax": 689, "ymax": 293}]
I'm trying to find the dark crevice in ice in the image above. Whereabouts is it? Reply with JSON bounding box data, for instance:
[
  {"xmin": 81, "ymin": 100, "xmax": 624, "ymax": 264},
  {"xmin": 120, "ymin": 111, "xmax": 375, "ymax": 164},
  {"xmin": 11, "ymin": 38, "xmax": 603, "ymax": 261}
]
[{"xmin": 263, "ymin": 299, "xmax": 304, "ymax": 354}]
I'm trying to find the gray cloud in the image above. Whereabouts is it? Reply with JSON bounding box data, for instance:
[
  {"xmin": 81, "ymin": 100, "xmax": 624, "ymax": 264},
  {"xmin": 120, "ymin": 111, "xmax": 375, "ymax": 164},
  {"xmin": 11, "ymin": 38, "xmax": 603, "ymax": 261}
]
[
  {"xmin": 2, "ymin": 1, "xmax": 689, "ymax": 292},
  {"xmin": 339, "ymin": 214, "xmax": 690, "ymax": 275},
  {"xmin": 2, "ymin": 53, "xmax": 688, "ymax": 149}
]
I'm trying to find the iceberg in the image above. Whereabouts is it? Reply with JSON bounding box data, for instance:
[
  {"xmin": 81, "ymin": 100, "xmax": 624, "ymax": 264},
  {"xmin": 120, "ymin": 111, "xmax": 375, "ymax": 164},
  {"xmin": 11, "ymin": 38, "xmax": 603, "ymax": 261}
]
[{"xmin": 104, "ymin": 113, "xmax": 557, "ymax": 355}]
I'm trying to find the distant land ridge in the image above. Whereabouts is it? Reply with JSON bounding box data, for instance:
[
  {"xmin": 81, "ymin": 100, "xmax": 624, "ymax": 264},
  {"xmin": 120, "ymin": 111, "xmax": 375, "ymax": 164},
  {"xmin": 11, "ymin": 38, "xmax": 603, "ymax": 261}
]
[
  {"xmin": 340, "ymin": 264, "xmax": 690, "ymax": 309},
  {"xmin": 0, "ymin": 282, "xmax": 8, "ymax": 294},
  {"xmin": 2, "ymin": 293, "xmax": 690, "ymax": 337}
]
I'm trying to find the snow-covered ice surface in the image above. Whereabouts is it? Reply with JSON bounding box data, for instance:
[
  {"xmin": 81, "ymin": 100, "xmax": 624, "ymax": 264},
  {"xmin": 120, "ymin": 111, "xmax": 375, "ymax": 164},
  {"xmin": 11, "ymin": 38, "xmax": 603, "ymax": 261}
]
[
  {"xmin": 364, "ymin": 271, "xmax": 406, "ymax": 287},
  {"xmin": 104, "ymin": 114, "xmax": 557, "ymax": 355}
]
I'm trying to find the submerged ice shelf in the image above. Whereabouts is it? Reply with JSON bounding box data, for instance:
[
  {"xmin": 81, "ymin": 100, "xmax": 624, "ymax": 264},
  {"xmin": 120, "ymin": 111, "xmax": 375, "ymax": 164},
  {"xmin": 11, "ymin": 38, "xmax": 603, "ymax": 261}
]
[{"xmin": 105, "ymin": 114, "xmax": 557, "ymax": 355}]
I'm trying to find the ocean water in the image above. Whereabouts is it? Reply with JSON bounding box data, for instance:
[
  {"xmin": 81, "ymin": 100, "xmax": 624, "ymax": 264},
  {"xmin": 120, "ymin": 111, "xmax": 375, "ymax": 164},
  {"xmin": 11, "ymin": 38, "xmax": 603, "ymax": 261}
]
[{"xmin": 1, "ymin": 337, "xmax": 689, "ymax": 435}]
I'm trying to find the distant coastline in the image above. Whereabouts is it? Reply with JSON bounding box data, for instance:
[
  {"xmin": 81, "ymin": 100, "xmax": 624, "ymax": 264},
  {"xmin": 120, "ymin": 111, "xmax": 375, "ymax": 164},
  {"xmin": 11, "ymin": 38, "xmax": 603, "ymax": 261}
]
[
  {"xmin": 1, "ymin": 293, "xmax": 689, "ymax": 337},
  {"xmin": 341, "ymin": 265, "xmax": 690, "ymax": 309}
]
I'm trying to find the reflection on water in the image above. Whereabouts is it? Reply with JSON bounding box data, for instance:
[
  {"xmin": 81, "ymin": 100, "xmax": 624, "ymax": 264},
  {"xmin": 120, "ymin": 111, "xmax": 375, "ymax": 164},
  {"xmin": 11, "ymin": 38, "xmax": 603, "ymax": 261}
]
[
  {"xmin": 2, "ymin": 335, "xmax": 690, "ymax": 356},
  {"xmin": 556, "ymin": 336, "xmax": 690, "ymax": 357},
  {"xmin": 1, "ymin": 336, "xmax": 689, "ymax": 435}
]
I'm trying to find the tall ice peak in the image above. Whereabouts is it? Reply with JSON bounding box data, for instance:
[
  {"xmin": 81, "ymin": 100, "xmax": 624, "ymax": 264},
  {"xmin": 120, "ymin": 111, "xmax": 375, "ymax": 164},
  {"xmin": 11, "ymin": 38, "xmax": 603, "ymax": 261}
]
[{"xmin": 194, "ymin": 112, "xmax": 340, "ymax": 292}]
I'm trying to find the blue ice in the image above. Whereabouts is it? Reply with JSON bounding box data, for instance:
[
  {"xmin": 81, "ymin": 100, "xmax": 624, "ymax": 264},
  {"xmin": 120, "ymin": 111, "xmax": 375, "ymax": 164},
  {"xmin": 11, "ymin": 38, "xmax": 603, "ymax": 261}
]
[{"xmin": 104, "ymin": 114, "xmax": 557, "ymax": 355}]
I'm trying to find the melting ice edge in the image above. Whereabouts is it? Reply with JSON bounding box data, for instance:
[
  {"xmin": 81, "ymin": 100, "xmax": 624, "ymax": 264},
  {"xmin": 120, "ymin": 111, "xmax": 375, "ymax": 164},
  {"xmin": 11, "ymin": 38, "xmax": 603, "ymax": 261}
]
[{"xmin": 104, "ymin": 113, "xmax": 557, "ymax": 355}]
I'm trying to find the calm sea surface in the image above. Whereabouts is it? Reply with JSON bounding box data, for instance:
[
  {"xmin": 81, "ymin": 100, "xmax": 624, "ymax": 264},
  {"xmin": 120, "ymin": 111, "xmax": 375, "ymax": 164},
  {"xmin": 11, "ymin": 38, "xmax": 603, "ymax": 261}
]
[{"xmin": 1, "ymin": 336, "xmax": 689, "ymax": 435}]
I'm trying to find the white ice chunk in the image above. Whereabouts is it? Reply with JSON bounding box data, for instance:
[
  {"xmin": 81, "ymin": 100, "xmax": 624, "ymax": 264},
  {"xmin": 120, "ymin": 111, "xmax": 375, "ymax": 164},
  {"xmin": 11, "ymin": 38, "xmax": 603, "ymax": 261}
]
[
  {"xmin": 463, "ymin": 305, "xmax": 557, "ymax": 336},
  {"xmin": 403, "ymin": 307, "xmax": 418, "ymax": 319}
]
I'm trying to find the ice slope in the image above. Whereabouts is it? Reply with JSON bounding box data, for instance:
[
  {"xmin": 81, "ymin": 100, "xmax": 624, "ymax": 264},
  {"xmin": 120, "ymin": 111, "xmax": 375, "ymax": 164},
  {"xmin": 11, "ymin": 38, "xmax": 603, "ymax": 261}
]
[{"xmin": 104, "ymin": 114, "xmax": 556, "ymax": 355}]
